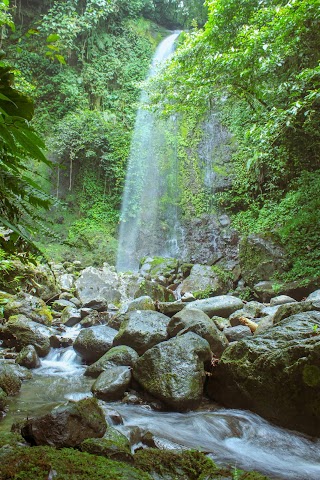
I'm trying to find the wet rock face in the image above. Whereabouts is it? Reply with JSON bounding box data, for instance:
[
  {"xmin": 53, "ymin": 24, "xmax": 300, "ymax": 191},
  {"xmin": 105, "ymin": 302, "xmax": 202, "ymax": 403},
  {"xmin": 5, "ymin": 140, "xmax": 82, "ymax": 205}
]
[
  {"xmin": 73, "ymin": 325, "xmax": 118, "ymax": 363},
  {"xmin": 239, "ymin": 234, "xmax": 290, "ymax": 288},
  {"xmin": 133, "ymin": 332, "xmax": 211, "ymax": 411},
  {"xmin": 0, "ymin": 315, "xmax": 51, "ymax": 357},
  {"xmin": 15, "ymin": 345, "xmax": 40, "ymax": 369},
  {"xmin": 207, "ymin": 311, "xmax": 320, "ymax": 436},
  {"xmin": 113, "ymin": 310, "xmax": 171, "ymax": 355},
  {"xmin": 20, "ymin": 398, "xmax": 106, "ymax": 447},
  {"xmin": 91, "ymin": 366, "xmax": 132, "ymax": 401}
]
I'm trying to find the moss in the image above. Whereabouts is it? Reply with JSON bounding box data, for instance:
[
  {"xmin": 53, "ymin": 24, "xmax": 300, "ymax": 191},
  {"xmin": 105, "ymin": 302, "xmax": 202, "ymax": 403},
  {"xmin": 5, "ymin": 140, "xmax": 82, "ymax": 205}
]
[
  {"xmin": 80, "ymin": 427, "xmax": 133, "ymax": 463},
  {"xmin": 0, "ymin": 387, "xmax": 8, "ymax": 411},
  {"xmin": 134, "ymin": 449, "xmax": 270, "ymax": 480},
  {"xmin": 303, "ymin": 364, "xmax": 320, "ymax": 387},
  {"xmin": 0, "ymin": 431, "xmax": 24, "ymax": 448},
  {"xmin": 35, "ymin": 305, "xmax": 53, "ymax": 324},
  {"xmin": 0, "ymin": 446, "xmax": 152, "ymax": 480}
]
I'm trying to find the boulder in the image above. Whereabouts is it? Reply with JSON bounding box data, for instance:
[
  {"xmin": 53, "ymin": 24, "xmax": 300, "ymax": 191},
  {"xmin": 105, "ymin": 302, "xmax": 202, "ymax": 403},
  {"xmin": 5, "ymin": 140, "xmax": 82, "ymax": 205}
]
[
  {"xmin": 91, "ymin": 366, "xmax": 132, "ymax": 401},
  {"xmin": 207, "ymin": 311, "xmax": 320, "ymax": 436},
  {"xmin": 168, "ymin": 308, "xmax": 228, "ymax": 357},
  {"xmin": 139, "ymin": 257, "xmax": 179, "ymax": 286},
  {"xmin": 224, "ymin": 325, "xmax": 252, "ymax": 342},
  {"xmin": 307, "ymin": 290, "xmax": 320, "ymax": 302},
  {"xmin": 52, "ymin": 299, "xmax": 76, "ymax": 312},
  {"xmin": 20, "ymin": 398, "xmax": 106, "ymax": 447},
  {"xmin": 113, "ymin": 310, "xmax": 170, "ymax": 356},
  {"xmin": 156, "ymin": 301, "xmax": 185, "ymax": 317},
  {"xmin": 0, "ymin": 315, "xmax": 51, "ymax": 356},
  {"xmin": 60, "ymin": 306, "xmax": 82, "ymax": 327},
  {"xmin": 80, "ymin": 426, "xmax": 133, "ymax": 462},
  {"xmin": 75, "ymin": 266, "xmax": 120, "ymax": 307},
  {"xmin": 125, "ymin": 296, "xmax": 155, "ymax": 312},
  {"xmin": 85, "ymin": 345, "xmax": 139, "ymax": 378},
  {"xmin": 133, "ymin": 279, "xmax": 174, "ymax": 302},
  {"xmin": 4, "ymin": 293, "xmax": 52, "ymax": 325},
  {"xmin": 180, "ymin": 264, "xmax": 232, "ymax": 298},
  {"xmin": 239, "ymin": 234, "xmax": 290, "ymax": 287},
  {"xmin": 80, "ymin": 311, "xmax": 109, "ymax": 328},
  {"xmin": 273, "ymin": 301, "xmax": 313, "ymax": 325},
  {"xmin": 73, "ymin": 325, "xmax": 118, "ymax": 363},
  {"xmin": 133, "ymin": 332, "xmax": 211, "ymax": 411},
  {"xmin": 0, "ymin": 363, "xmax": 22, "ymax": 395},
  {"xmin": 211, "ymin": 316, "xmax": 231, "ymax": 331},
  {"xmin": 185, "ymin": 295, "xmax": 243, "ymax": 319},
  {"xmin": 15, "ymin": 345, "xmax": 40, "ymax": 369},
  {"xmin": 270, "ymin": 295, "xmax": 297, "ymax": 306},
  {"xmin": 58, "ymin": 273, "xmax": 75, "ymax": 292}
]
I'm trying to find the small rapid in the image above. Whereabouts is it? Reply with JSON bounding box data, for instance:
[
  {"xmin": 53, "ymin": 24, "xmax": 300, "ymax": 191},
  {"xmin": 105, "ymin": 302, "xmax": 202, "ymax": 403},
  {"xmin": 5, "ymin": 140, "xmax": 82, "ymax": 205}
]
[{"xmin": 1, "ymin": 341, "xmax": 320, "ymax": 479}]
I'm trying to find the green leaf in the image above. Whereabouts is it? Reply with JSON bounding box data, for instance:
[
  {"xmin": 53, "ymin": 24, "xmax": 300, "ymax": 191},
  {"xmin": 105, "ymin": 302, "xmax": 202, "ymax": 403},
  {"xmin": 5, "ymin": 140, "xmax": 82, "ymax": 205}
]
[
  {"xmin": 10, "ymin": 127, "xmax": 49, "ymax": 164},
  {"xmin": 47, "ymin": 33, "xmax": 60, "ymax": 43}
]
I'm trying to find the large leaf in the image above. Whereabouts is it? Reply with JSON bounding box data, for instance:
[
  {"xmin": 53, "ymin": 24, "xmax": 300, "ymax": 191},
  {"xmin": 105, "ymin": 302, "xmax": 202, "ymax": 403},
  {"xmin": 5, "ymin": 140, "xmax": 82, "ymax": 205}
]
[{"xmin": 0, "ymin": 86, "xmax": 34, "ymax": 120}]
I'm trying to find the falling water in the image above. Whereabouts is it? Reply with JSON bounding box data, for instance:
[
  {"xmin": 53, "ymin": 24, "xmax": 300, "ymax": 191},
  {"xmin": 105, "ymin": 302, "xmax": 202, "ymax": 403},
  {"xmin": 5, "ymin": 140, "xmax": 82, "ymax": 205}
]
[{"xmin": 116, "ymin": 33, "xmax": 181, "ymax": 272}]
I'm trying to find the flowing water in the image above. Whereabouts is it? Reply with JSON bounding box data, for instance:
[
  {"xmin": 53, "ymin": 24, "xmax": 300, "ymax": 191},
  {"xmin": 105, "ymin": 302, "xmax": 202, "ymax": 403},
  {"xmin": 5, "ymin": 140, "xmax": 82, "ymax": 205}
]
[
  {"xmin": 1, "ymin": 343, "xmax": 320, "ymax": 479},
  {"xmin": 116, "ymin": 33, "xmax": 182, "ymax": 272}
]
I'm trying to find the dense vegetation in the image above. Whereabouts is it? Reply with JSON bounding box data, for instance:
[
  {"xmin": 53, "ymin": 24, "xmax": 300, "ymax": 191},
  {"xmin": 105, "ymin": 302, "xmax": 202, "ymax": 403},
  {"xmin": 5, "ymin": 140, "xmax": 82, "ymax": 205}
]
[
  {"xmin": 152, "ymin": 0, "xmax": 320, "ymax": 283},
  {"xmin": 0, "ymin": 0, "xmax": 319, "ymax": 284}
]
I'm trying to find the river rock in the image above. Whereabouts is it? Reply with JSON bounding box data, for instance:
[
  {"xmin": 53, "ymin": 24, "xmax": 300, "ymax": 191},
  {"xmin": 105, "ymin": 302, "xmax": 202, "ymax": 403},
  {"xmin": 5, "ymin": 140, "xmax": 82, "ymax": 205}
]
[
  {"xmin": 139, "ymin": 257, "xmax": 179, "ymax": 286},
  {"xmin": 273, "ymin": 301, "xmax": 313, "ymax": 325},
  {"xmin": 61, "ymin": 306, "xmax": 82, "ymax": 327},
  {"xmin": 185, "ymin": 295, "xmax": 243, "ymax": 318},
  {"xmin": 4, "ymin": 293, "xmax": 52, "ymax": 325},
  {"xmin": 73, "ymin": 325, "xmax": 118, "ymax": 363},
  {"xmin": 133, "ymin": 279, "xmax": 174, "ymax": 302},
  {"xmin": 15, "ymin": 345, "xmax": 40, "ymax": 369},
  {"xmin": 0, "ymin": 315, "xmax": 51, "ymax": 356},
  {"xmin": 91, "ymin": 366, "xmax": 132, "ymax": 401},
  {"xmin": 20, "ymin": 397, "xmax": 106, "ymax": 447},
  {"xmin": 75, "ymin": 266, "xmax": 120, "ymax": 307},
  {"xmin": 239, "ymin": 234, "xmax": 290, "ymax": 287},
  {"xmin": 58, "ymin": 273, "xmax": 75, "ymax": 292},
  {"xmin": 156, "ymin": 301, "xmax": 185, "ymax": 317},
  {"xmin": 113, "ymin": 310, "xmax": 170, "ymax": 355},
  {"xmin": 80, "ymin": 311, "xmax": 109, "ymax": 328},
  {"xmin": 133, "ymin": 332, "xmax": 211, "ymax": 411},
  {"xmin": 80, "ymin": 426, "xmax": 132, "ymax": 462},
  {"xmin": 0, "ymin": 363, "xmax": 22, "ymax": 395},
  {"xmin": 270, "ymin": 295, "xmax": 297, "ymax": 306},
  {"xmin": 168, "ymin": 308, "xmax": 228, "ymax": 357},
  {"xmin": 307, "ymin": 290, "xmax": 320, "ymax": 302},
  {"xmin": 85, "ymin": 345, "xmax": 139, "ymax": 378},
  {"xmin": 125, "ymin": 296, "xmax": 155, "ymax": 312},
  {"xmin": 180, "ymin": 264, "xmax": 233, "ymax": 298},
  {"xmin": 207, "ymin": 311, "xmax": 320, "ymax": 436},
  {"xmin": 224, "ymin": 325, "xmax": 252, "ymax": 342}
]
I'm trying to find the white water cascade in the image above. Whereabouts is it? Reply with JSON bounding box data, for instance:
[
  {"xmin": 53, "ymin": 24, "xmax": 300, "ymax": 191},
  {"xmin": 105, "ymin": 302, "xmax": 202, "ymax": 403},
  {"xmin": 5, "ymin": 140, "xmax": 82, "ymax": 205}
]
[{"xmin": 116, "ymin": 33, "xmax": 181, "ymax": 272}]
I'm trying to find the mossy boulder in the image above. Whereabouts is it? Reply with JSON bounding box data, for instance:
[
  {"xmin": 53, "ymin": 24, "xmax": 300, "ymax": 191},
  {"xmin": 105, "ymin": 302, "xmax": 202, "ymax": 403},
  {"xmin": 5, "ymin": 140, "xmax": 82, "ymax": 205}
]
[
  {"xmin": 91, "ymin": 366, "xmax": 132, "ymax": 401},
  {"xmin": 125, "ymin": 296, "xmax": 155, "ymax": 312},
  {"xmin": 60, "ymin": 306, "xmax": 82, "ymax": 327},
  {"xmin": 0, "ymin": 315, "xmax": 51, "ymax": 356},
  {"xmin": 0, "ymin": 446, "xmax": 152, "ymax": 480},
  {"xmin": 20, "ymin": 398, "xmax": 107, "ymax": 447},
  {"xmin": 181, "ymin": 264, "xmax": 233, "ymax": 298},
  {"xmin": 239, "ymin": 234, "xmax": 290, "ymax": 288},
  {"xmin": 4, "ymin": 293, "xmax": 52, "ymax": 325},
  {"xmin": 134, "ymin": 279, "xmax": 174, "ymax": 302},
  {"xmin": 207, "ymin": 311, "xmax": 320, "ymax": 436},
  {"xmin": 15, "ymin": 344, "xmax": 41, "ymax": 369},
  {"xmin": 133, "ymin": 332, "xmax": 211, "ymax": 411},
  {"xmin": 0, "ymin": 363, "xmax": 23, "ymax": 395},
  {"xmin": 139, "ymin": 256, "xmax": 179, "ymax": 285},
  {"xmin": 73, "ymin": 325, "xmax": 118, "ymax": 363},
  {"xmin": 85, "ymin": 345, "xmax": 139, "ymax": 378},
  {"xmin": 168, "ymin": 308, "xmax": 228, "ymax": 357},
  {"xmin": 80, "ymin": 426, "xmax": 133, "ymax": 463},
  {"xmin": 113, "ymin": 310, "xmax": 170, "ymax": 355}
]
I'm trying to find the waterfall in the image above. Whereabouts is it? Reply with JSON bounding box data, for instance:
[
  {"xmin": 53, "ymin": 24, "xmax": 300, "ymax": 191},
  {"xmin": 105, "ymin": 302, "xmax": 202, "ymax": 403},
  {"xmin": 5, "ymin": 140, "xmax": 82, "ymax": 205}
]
[{"xmin": 116, "ymin": 33, "xmax": 181, "ymax": 272}]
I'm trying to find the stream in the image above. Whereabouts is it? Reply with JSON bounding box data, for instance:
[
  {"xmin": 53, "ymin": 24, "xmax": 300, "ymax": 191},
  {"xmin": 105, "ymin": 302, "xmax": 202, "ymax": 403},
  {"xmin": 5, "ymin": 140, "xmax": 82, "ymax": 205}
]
[{"xmin": 1, "ymin": 340, "xmax": 320, "ymax": 480}]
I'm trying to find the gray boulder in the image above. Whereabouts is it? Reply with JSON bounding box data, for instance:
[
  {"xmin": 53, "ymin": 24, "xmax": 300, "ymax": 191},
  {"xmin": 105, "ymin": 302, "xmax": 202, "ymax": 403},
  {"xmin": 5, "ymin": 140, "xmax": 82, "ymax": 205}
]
[
  {"xmin": 20, "ymin": 398, "xmax": 106, "ymax": 447},
  {"xmin": 85, "ymin": 345, "xmax": 139, "ymax": 378},
  {"xmin": 61, "ymin": 306, "xmax": 82, "ymax": 327},
  {"xmin": 207, "ymin": 311, "xmax": 320, "ymax": 436},
  {"xmin": 91, "ymin": 366, "xmax": 132, "ymax": 401},
  {"xmin": 73, "ymin": 325, "xmax": 118, "ymax": 363},
  {"xmin": 185, "ymin": 295, "xmax": 243, "ymax": 318},
  {"xmin": 307, "ymin": 290, "xmax": 320, "ymax": 302},
  {"xmin": 80, "ymin": 426, "xmax": 132, "ymax": 462},
  {"xmin": 0, "ymin": 315, "xmax": 51, "ymax": 356},
  {"xmin": 15, "ymin": 345, "xmax": 40, "ymax": 369},
  {"xmin": 270, "ymin": 295, "xmax": 297, "ymax": 306},
  {"xmin": 133, "ymin": 332, "xmax": 211, "ymax": 411},
  {"xmin": 224, "ymin": 325, "xmax": 252, "ymax": 342},
  {"xmin": 75, "ymin": 266, "xmax": 120, "ymax": 307},
  {"xmin": 113, "ymin": 310, "xmax": 170, "ymax": 355},
  {"xmin": 52, "ymin": 299, "xmax": 76, "ymax": 312},
  {"xmin": 58, "ymin": 273, "xmax": 75, "ymax": 292},
  {"xmin": 125, "ymin": 296, "xmax": 155, "ymax": 312},
  {"xmin": 273, "ymin": 301, "xmax": 313, "ymax": 325},
  {"xmin": 180, "ymin": 264, "xmax": 232, "ymax": 298},
  {"xmin": 168, "ymin": 308, "xmax": 228, "ymax": 357}
]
